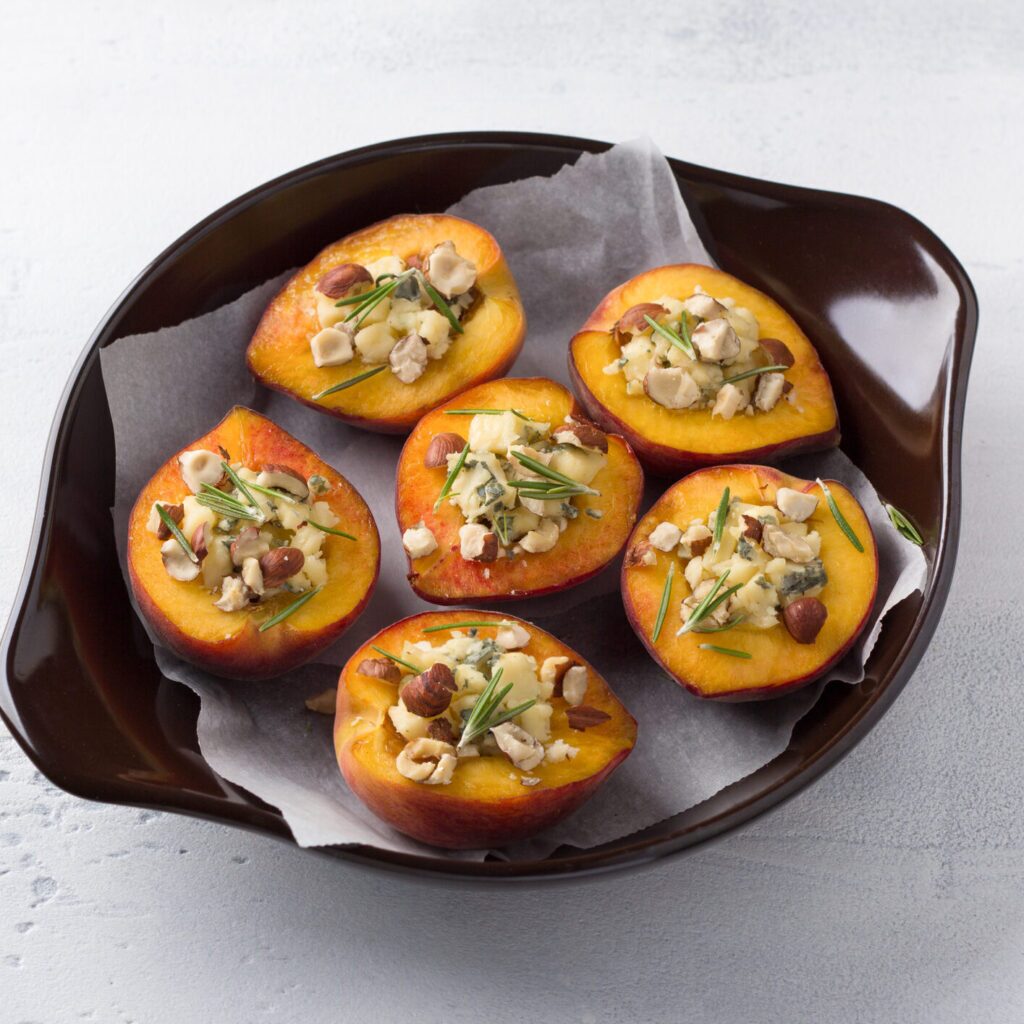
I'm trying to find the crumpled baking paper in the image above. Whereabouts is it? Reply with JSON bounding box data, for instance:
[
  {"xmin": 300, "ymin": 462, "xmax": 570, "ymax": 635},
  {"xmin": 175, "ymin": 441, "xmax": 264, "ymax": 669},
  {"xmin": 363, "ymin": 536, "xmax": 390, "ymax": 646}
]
[{"xmin": 100, "ymin": 138, "xmax": 927, "ymax": 859}]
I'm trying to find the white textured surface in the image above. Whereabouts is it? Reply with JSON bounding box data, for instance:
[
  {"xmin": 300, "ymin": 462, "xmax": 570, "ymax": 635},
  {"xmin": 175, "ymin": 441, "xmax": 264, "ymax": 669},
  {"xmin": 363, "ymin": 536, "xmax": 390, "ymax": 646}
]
[{"xmin": 0, "ymin": 2, "xmax": 1020, "ymax": 1022}]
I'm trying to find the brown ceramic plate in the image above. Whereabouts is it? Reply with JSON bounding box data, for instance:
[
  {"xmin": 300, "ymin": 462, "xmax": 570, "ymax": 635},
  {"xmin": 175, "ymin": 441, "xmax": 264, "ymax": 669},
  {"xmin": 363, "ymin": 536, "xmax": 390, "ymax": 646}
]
[{"xmin": 0, "ymin": 133, "xmax": 975, "ymax": 882}]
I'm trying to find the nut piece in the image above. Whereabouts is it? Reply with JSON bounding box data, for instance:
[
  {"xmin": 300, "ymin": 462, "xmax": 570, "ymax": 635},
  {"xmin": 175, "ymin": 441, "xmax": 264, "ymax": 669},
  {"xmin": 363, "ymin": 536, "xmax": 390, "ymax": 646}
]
[
  {"xmin": 711, "ymin": 382, "xmax": 748, "ymax": 421},
  {"xmin": 148, "ymin": 501, "xmax": 184, "ymax": 539},
  {"xmin": 214, "ymin": 574, "xmax": 250, "ymax": 612},
  {"xmin": 160, "ymin": 538, "xmax": 200, "ymax": 582},
  {"xmin": 304, "ymin": 687, "xmax": 338, "ymax": 714},
  {"xmin": 403, "ymin": 522, "xmax": 438, "ymax": 559},
  {"xmin": 551, "ymin": 420, "xmax": 608, "ymax": 453},
  {"xmin": 357, "ymin": 658, "xmax": 401, "ymax": 684},
  {"xmin": 762, "ymin": 523, "xmax": 815, "ymax": 563},
  {"xmin": 692, "ymin": 318, "xmax": 741, "ymax": 362},
  {"xmin": 614, "ymin": 303, "xmax": 666, "ymax": 344},
  {"xmin": 491, "ymin": 722, "xmax": 544, "ymax": 771},
  {"xmin": 241, "ymin": 556, "xmax": 264, "ymax": 596},
  {"xmin": 679, "ymin": 523, "xmax": 713, "ymax": 558},
  {"xmin": 389, "ymin": 332, "xmax": 428, "ymax": 384},
  {"xmin": 566, "ymin": 706, "xmax": 612, "ymax": 731},
  {"xmin": 258, "ymin": 547, "xmax": 305, "ymax": 588},
  {"xmin": 776, "ymin": 487, "xmax": 819, "ymax": 523},
  {"xmin": 231, "ymin": 525, "xmax": 270, "ymax": 566},
  {"xmin": 401, "ymin": 663, "xmax": 457, "ymax": 718},
  {"xmin": 425, "ymin": 240, "xmax": 477, "ymax": 298},
  {"xmin": 540, "ymin": 656, "xmax": 571, "ymax": 688},
  {"xmin": 783, "ymin": 597, "xmax": 828, "ymax": 644},
  {"xmin": 423, "ymin": 432, "xmax": 466, "ymax": 469},
  {"xmin": 178, "ymin": 449, "xmax": 225, "ymax": 494},
  {"xmin": 561, "ymin": 665, "xmax": 589, "ymax": 706},
  {"xmin": 459, "ymin": 523, "xmax": 498, "ymax": 562},
  {"xmin": 754, "ymin": 372, "xmax": 786, "ymax": 412},
  {"xmin": 427, "ymin": 718, "xmax": 455, "ymax": 743},
  {"xmin": 742, "ymin": 515, "xmax": 764, "ymax": 543},
  {"xmin": 395, "ymin": 737, "xmax": 458, "ymax": 785},
  {"xmin": 496, "ymin": 622, "xmax": 531, "ymax": 650},
  {"xmin": 257, "ymin": 465, "xmax": 309, "ymax": 499},
  {"xmin": 682, "ymin": 293, "xmax": 727, "ymax": 321},
  {"xmin": 625, "ymin": 540, "xmax": 657, "ymax": 567},
  {"xmin": 190, "ymin": 522, "xmax": 210, "ymax": 563},
  {"xmin": 310, "ymin": 325, "xmax": 355, "ymax": 368},
  {"xmin": 649, "ymin": 521, "xmax": 682, "ymax": 552},
  {"xmin": 316, "ymin": 263, "xmax": 373, "ymax": 299},
  {"xmin": 758, "ymin": 337, "xmax": 796, "ymax": 369},
  {"xmin": 644, "ymin": 367, "xmax": 700, "ymax": 410}
]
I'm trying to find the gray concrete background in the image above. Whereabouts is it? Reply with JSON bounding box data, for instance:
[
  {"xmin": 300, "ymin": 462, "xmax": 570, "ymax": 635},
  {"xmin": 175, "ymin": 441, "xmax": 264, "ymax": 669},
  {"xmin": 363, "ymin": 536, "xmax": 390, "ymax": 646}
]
[{"xmin": 1, "ymin": 2, "xmax": 1021, "ymax": 1022}]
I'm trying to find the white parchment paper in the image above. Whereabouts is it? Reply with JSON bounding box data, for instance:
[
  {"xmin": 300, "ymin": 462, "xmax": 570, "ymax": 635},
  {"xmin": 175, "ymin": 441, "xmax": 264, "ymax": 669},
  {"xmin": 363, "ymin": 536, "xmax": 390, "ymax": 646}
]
[{"xmin": 100, "ymin": 139, "xmax": 926, "ymax": 859}]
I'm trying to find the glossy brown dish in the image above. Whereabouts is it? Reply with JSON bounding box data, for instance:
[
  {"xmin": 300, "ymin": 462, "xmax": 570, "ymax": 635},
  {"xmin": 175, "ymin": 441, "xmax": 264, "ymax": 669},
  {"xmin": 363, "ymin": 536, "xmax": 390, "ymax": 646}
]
[{"xmin": 0, "ymin": 133, "xmax": 976, "ymax": 882}]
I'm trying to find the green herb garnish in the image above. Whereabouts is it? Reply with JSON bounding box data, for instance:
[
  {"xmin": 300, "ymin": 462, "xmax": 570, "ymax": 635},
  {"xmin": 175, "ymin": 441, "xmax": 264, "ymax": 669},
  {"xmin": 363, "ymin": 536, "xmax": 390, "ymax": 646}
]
[
  {"xmin": 712, "ymin": 486, "xmax": 731, "ymax": 553},
  {"xmin": 258, "ymin": 586, "xmax": 322, "ymax": 632},
  {"xmin": 219, "ymin": 461, "xmax": 260, "ymax": 510},
  {"xmin": 422, "ymin": 620, "xmax": 506, "ymax": 634},
  {"xmin": 677, "ymin": 569, "xmax": 742, "ymax": 636},
  {"xmin": 693, "ymin": 614, "xmax": 747, "ymax": 634},
  {"xmin": 721, "ymin": 364, "xmax": 789, "ymax": 386},
  {"xmin": 885, "ymin": 503, "xmax": 923, "ymax": 546},
  {"xmin": 195, "ymin": 483, "xmax": 263, "ymax": 523},
  {"xmin": 817, "ymin": 478, "xmax": 865, "ymax": 552},
  {"xmin": 307, "ymin": 520, "xmax": 356, "ymax": 541},
  {"xmin": 156, "ymin": 504, "xmax": 198, "ymax": 563},
  {"xmin": 652, "ymin": 561, "xmax": 674, "ymax": 643},
  {"xmin": 698, "ymin": 644, "xmax": 751, "ymax": 659},
  {"xmin": 418, "ymin": 273, "xmax": 465, "ymax": 335},
  {"xmin": 644, "ymin": 314, "xmax": 696, "ymax": 360},
  {"xmin": 444, "ymin": 408, "xmax": 531, "ymax": 421},
  {"xmin": 346, "ymin": 271, "xmax": 413, "ymax": 327},
  {"xmin": 370, "ymin": 645, "xmax": 421, "ymax": 674},
  {"xmin": 457, "ymin": 667, "xmax": 536, "ymax": 749},
  {"xmin": 435, "ymin": 442, "xmax": 470, "ymax": 510},
  {"xmin": 511, "ymin": 451, "xmax": 599, "ymax": 496},
  {"xmin": 312, "ymin": 364, "xmax": 388, "ymax": 400},
  {"xmin": 240, "ymin": 478, "xmax": 301, "ymax": 506}
]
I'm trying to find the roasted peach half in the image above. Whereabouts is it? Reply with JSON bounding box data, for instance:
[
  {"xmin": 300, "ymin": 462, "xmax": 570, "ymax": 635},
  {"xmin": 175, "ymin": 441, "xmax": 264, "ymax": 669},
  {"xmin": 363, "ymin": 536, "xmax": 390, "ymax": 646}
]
[
  {"xmin": 395, "ymin": 377, "xmax": 644, "ymax": 603},
  {"xmin": 569, "ymin": 264, "xmax": 839, "ymax": 476},
  {"xmin": 335, "ymin": 610, "xmax": 637, "ymax": 849},
  {"xmin": 622, "ymin": 464, "xmax": 877, "ymax": 700},
  {"xmin": 127, "ymin": 406, "xmax": 380, "ymax": 679},
  {"xmin": 246, "ymin": 213, "xmax": 526, "ymax": 433}
]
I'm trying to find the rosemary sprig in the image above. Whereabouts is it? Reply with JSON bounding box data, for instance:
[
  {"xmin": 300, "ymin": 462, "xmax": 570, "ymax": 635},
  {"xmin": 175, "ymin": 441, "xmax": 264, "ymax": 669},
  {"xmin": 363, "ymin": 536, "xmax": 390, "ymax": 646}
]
[
  {"xmin": 677, "ymin": 570, "xmax": 742, "ymax": 636},
  {"xmin": 817, "ymin": 478, "xmax": 865, "ymax": 553},
  {"xmin": 157, "ymin": 504, "xmax": 198, "ymax": 563},
  {"xmin": 312, "ymin": 364, "xmax": 388, "ymax": 400},
  {"xmin": 885, "ymin": 503, "xmax": 923, "ymax": 546},
  {"xmin": 346, "ymin": 271, "xmax": 413, "ymax": 327},
  {"xmin": 698, "ymin": 644, "xmax": 752, "ymax": 659},
  {"xmin": 423, "ymin": 620, "xmax": 505, "ymax": 634},
  {"xmin": 457, "ymin": 667, "xmax": 537, "ymax": 749},
  {"xmin": 333, "ymin": 287, "xmax": 377, "ymax": 307},
  {"xmin": 492, "ymin": 510, "xmax": 511, "ymax": 547},
  {"xmin": 417, "ymin": 273, "xmax": 465, "ymax": 334},
  {"xmin": 712, "ymin": 486, "xmax": 731, "ymax": 554},
  {"xmin": 678, "ymin": 310, "xmax": 695, "ymax": 352},
  {"xmin": 693, "ymin": 614, "xmax": 747, "ymax": 634},
  {"xmin": 511, "ymin": 451, "xmax": 599, "ymax": 495},
  {"xmin": 258, "ymin": 586, "xmax": 323, "ymax": 632},
  {"xmin": 721, "ymin": 364, "xmax": 789, "ymax": 386},
  {"xmin": 444, "ymin": 408, "xmax": 531, "ymax": 421},
  {"xmin": 434, "ymin": 442, "xmax": 470, "ymax": 510},
  {"xmin": 241, "ymin": 478, "xmax": 301, "ymax": 506},
  {"xmin": 508, "ymin": 479, "xmax": 590, "ymax": 500},
  {"xmin": 652, "ymin": 561, "xmax": 674, "ymax": 643},
  {"xmin": 370, "ymin": 645, "xmax": 421, "ymax": 674},
  {"xmin": 644, "ymin": 314, "xmax": 696, "ymax": 360},
  {"xmin": 219, "ymin": 461, "xmax": 260, "ymax": 509},
  {"xmin": 195, "ymin": 483, "xmax": 262, "ymax": 522},
  {"xmin": 307, "ymin": 520, "xmax": 356, "ymax": 541}
]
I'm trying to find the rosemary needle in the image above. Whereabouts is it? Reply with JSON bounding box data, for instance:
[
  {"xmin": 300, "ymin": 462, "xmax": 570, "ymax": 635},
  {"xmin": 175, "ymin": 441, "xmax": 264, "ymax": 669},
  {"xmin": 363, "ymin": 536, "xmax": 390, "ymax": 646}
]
[
  {"xmin": 644, "ymin": 314, "xmax": 696, "ymax": 360},
  {"xmin": 370, "ymin": 645, "xmax": 421, "ymax": 674},
  {"xmin": 258, "ymin": 586, "xmax": 322, "ymax": 632},
  {"xmin": 435, "ymin": 442, "xmax": 470, "ymax": 510},
  {"xmin": 313, "ymin": 364, "xmax": 387, "ymax": 400},
  {"xmin": 817, "ymin": 478, "xmax": 865, "ymax": 552},
  {"xmin": 157, "ymin": 504, "xmax": 198, "ymax": 563},
  {"xmin": 698, "ymin": 644, "xmax": 752, "ymax": 659},
  {"xmin": 652, "ymin": 562, "xmax": 674, "ymax": 642},
  {"xmin": 885, "ymin": 503, "xmax": 923, "ymax": 546}
]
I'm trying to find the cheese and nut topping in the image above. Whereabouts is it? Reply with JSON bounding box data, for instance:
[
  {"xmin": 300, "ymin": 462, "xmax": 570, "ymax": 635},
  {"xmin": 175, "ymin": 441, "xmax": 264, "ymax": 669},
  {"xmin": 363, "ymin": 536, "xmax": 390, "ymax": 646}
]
[
  {"xmin": 309, "ymin": 241, "xmax": 478, "ymax": 386},
  {"xmin": 603, "ymin": 286, "xmax": 797, "ymax": 419},
  {"xmin": 367, "ymin": 625, "xmax": 611, "ymax": 786},
  {"xmin": 147, "ymin": 448, "xmax": 344, "ymax": 616},
  {"xmin": 632, "ymin": 486, "xmax": 830, "ymax": 645},
  {"xmin": 411, "ymin": 411, "xmax": 608, "ymax": 563}
]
